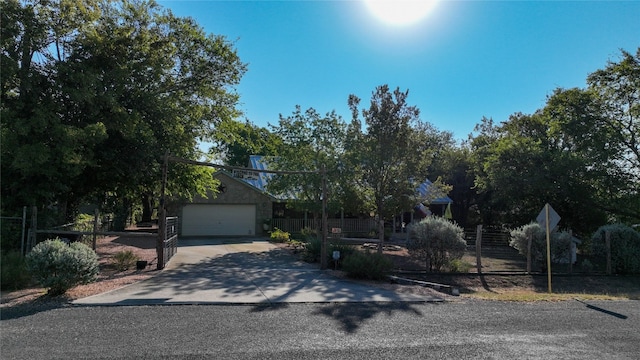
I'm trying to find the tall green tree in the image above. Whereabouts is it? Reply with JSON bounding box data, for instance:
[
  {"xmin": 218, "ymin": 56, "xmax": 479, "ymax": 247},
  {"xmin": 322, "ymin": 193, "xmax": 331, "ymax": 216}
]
[
  {"xmin": 585, "ymin": 48, "xmax": 640, "ymax": 222},
  {"xmin": 1, "ymin": 0, "xmax": 246, "ymax": 226},
  {"xmin": 470, "ymin": 48, "xmax": 640, "ymax": 231},
  {"xmin": 211, "ymin": 119, "xmax": 283, "ymax": 167},
  {"xmin": 347, "ymin": 85, "xmax": 438, "ymax": 250},
  {"xmin": 266, "ymin": 106, "xmax": 350, "ymax": 218}
]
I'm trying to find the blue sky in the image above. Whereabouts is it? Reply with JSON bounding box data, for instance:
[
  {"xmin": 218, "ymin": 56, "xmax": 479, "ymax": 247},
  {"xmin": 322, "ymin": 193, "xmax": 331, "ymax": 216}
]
[{"xmin": 159, "ymin": 0, "xmax": 640, "ymax": 141}]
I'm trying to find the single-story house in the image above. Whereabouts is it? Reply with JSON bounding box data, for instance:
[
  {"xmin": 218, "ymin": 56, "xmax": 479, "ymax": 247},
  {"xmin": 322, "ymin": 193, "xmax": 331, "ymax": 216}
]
[
  {"xmin": 177, "ymin": 155, "xmax": 452, "ymax": 237},
  {"xmin": 178, "ymin": 169, "xmax": 275, "ymax": 237}
]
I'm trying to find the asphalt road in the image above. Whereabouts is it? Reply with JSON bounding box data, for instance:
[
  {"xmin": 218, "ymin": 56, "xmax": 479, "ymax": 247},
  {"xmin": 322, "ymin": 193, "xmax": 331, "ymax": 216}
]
[{"xmin": 2, "ymin": 299, "xmax": 638, "ymax": 359}]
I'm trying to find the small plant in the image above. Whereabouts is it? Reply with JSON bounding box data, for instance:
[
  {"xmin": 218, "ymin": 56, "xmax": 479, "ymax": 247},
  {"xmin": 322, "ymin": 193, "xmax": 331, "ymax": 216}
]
[
  {"xmin": 448, "ymin": 259, "xmax": 473, "ymax": 273},
  {"xmin": 303, "ymin": 236, "xmax": 322, "ymax": 262},
  {"xmin": 26, "ymin": 238, "xmax": 99, "ymax": 296},
  {"xmin": 270, "ymin": 228, "xmax": 290, "ymax": 243},
  {"xmin": 113, "ymin": 250, "xmax": 139, "ymax": 271},
  {"xmin": 342, "ymin": 250, "xmax": 393, "ymax": 280},
  {"xmin": 581, "ymin": 258, "xmax": 594, "ymax": 274},
  {"xmin": 300, "ymin": 227, "xmax": 317, "ymax": 239},
  {"xmin": 1, "ymin": 250, "xmax": 32, "ymax": 291}
]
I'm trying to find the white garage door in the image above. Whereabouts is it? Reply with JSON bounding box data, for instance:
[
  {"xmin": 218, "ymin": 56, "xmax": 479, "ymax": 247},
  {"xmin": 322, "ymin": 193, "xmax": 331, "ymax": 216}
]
[{"xmin": 182, "ymin": 204, "xmax": 256, "ymax": 236}]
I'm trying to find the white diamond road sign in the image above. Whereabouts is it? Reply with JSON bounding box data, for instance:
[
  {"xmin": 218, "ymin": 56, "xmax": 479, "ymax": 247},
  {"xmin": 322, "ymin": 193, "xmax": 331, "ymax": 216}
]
[{"xmin": 537, "ymin": 203, "xmax": 561, "ymax": 231}]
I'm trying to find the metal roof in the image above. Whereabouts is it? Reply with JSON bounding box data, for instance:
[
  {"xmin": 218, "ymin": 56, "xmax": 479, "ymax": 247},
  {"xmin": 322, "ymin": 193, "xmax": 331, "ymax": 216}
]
[
  {"xmin": 417, "ymin": 178, "xmax": 453, "ymax": 205},
  {"xmin": 243, "ymin": 155, "xmax": 452, "ymax": 205}
]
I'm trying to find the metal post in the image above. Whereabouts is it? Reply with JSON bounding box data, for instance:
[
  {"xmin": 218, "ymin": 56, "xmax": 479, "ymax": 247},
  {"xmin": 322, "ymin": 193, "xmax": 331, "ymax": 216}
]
[
  {"xmin": 321, "ymin": 165, "xmax": 328, "ymax": 270},
  {"xmin": 476, "ymin": 224, "xmax": 482, "ymax": 274},
  {"xmin": 157, "ymin": 151, "xmax": 169, "ymax": 270},
  {"xmin": 92, "ymin": 208, "xmax": 99, "ymax": 250},
  {"xmin": 526, "ymin": 232, "xmax": 532, "ymax": 274},
  {"xmin": 21, "ymin": 206, "xmax": 27, "ymax": 255},
  {"xmin": 545, "ymin": 204, "xmax": 552, "ymax": 293},
  {"xmin": 605, "ymin": 231, "xmax": 612, "ymax": 275},
  {"xmin": 568, "ymin": 230, "xmax": 573, "ymax": 274},
  {"xmin": 30, "ymin": 206, "xmax": 37, "ymax": 250}
]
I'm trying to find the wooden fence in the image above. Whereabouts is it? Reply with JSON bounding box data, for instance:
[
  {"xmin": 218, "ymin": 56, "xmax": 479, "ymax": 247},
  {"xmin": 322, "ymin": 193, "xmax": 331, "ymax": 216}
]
[{"xmin": 271, "ymin": 218, "xmax": 377, "ymax": 235}]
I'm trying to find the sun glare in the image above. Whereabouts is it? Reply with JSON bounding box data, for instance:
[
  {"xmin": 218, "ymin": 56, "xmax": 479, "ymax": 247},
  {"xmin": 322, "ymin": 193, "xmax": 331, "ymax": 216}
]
[{"xmin": 364, "ymin": 0, "xmax": 439, "ymax": 26}]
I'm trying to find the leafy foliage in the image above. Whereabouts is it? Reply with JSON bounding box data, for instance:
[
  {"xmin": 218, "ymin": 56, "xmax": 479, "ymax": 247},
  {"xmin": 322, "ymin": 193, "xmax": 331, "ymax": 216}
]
[
  {"xmin": 1, "ymin": 251, "xmax": 31, "ymax": 291},
  {"xmin": 1, "ymin": 0, "xmax": 245, "ymax": 223},
  {"xmin": 347, "ymin": 85, "xmax": 447, "ymax": 248},
  {"xmin": 591, "ymin": 224, "xmax": 640, "ymax": 274},
  {"xmin": 211, "ymin": 119, "xmax": 283, "ymax": 166},
  {"xmin": 470, "ymin": 48, "xmax": 639, "ymax": 231},
  {"xmin": 448, "ymin": 259, "xmax": 473, "ymax": 273},
  {"xmin": 267, "ymin": 106, "xmax": 351, "ymax": 215},
  {"xmin": 303, "ymin": 236, "xmax": 323, "ymax": 263},
  {"xmin": 341, "ymin": 250, "xmax": 393, "ymax": 280},
  {"xmin": 407, "ymin": 217, "xmax": 466, "ymax": 272},
  {"xmin": 26, "ymin": 238, "xmax": 99, "ymax": 295},
  {"xmin": 269, "ymin": 228, "xmax": 290, "ymax": 243}
]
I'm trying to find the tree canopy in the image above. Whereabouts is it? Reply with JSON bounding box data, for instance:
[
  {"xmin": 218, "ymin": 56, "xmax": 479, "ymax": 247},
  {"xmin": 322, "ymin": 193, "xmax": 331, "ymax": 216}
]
[
  {"xmin": 1, "ymin": 0, "xmax": 246, "ymax": 225},
  {"xmin": 470, "ymin": 48, "xmax": 640, "ymax": 233}
]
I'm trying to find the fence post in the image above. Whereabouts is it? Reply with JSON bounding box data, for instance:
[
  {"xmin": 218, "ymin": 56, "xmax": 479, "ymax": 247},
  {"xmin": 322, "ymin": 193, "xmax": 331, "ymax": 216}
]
[
  {"xmin": 92, "ymin": 208, "xmax": 99, "ymax": 251},
  {"xmin": 157, "ymin": 151, "xmax": 168, "ymax": 270},
  {"xmin": 526, "ymin": 232, "xmax": 532, "ymax": 273},
  {"xmin": 29, "ymin": 206, "xmax": 38, "ymax": 251},
  {"xmin": 21, "ymin": 206, "xmax": 27, "ymax": 255},
  {"xmin": 320, "ymin": 165, "xmax": 328, "ymax": 270},
  {"xmin": 568, "ymin": 230, "xmax": 573, "ymax": 274},
  {"xmin": 476, "ymin": 224, "xmax": 482, "ymax": 274},
  {"xmin": 605, "ymin": 231, "xmax": 612, "ymax": 275}
]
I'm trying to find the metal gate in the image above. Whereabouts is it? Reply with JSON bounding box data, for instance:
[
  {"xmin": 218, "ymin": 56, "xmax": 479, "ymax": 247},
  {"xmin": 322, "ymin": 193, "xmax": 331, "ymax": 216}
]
[{"xmin": 157, "ymin": 216, "xmax": 178, "ymax": 269}]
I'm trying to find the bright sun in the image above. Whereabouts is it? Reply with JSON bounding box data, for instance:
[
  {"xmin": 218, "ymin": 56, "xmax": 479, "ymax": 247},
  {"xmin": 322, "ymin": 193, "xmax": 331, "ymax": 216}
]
[{"xmin": 364, "ymin": 0, "xmax": 439, "ymax": 26}]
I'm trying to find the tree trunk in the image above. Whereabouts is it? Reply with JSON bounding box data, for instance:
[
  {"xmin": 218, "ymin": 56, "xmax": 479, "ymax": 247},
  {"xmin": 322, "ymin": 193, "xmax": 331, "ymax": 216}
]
[{"xmin": 141, "ymin": 193, "xmax": 153, "ymax": 223}]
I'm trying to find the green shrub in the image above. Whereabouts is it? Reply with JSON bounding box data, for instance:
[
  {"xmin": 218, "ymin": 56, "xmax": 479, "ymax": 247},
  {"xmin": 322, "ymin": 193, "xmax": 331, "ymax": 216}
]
[
  {"xmin": 300, "ymin": 227, "xmax": 317, "ymax": 239},
  {"xmin": 591, "ymin": 224, "xmax": 640, "ymax": 274},
  {"xmin": 448, "ymin": 259, "xmax": 473, "ymax": 273},
  {"xmin": 407, "ymin": 217, "xmax": 467, "ymax": 272},
  {"xmin": 26, "ymin": 238, "xmax": 99, "ymax": 296},
  {"xmin": 1, "ymin": 251, "xmax": 32, "ymax": 290},
  {"xmin": 303, "ymin": 236, "xmax": 322, "ymax": 262},
  {"xmin": 342, "ymin": 250, "xmax": 393, "ymax": 280},
  {"xmin": 509, "ymin": 223, "xmax": 572, "ymax": 267},
  {"xmin": 113, "ymin": 250, "xmax": 139, "ymax": 271},
  {"xmin": 270, "ymin": 228, "xmax": 290, "ymax": 243},
  {"xmin": 581, "ymin": 258, "xmax": 594, "ymax": 274}
]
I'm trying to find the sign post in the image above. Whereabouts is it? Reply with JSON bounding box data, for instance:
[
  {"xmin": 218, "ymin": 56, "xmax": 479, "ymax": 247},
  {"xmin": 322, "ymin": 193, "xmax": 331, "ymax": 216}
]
[{"xmin": 536, "ymin": 203, "xmax": 560, "ymax": 293}]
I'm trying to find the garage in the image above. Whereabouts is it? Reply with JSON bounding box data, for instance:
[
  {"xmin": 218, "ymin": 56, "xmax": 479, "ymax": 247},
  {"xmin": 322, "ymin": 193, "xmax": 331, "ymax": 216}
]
[{"xmin": 181, "ymin": 204, "xmax": 256, "ymax": 236}]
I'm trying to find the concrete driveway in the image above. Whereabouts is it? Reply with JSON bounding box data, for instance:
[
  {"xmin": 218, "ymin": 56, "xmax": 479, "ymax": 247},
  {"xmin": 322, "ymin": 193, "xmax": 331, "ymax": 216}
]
[{"xmin": 74, "ymin": 238, "xmax": 442, "ymax": 305}]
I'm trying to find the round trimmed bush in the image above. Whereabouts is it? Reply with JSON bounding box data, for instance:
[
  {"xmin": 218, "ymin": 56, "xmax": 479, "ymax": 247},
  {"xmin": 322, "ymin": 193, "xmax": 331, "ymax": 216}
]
[
  {"xmin": 509, "ymin": 223, "xmax": 572, "ymax": 267},
  {"xmin": 407, "ymin": 217, "xmax": 466, "ymax": 272},
  {"xmin": 26, "ymin": 238, "xmax": 99, "ymax": 295},
  {"xmin": 591, "ymin": 224, "xmax": 640, "ymax": 274}
]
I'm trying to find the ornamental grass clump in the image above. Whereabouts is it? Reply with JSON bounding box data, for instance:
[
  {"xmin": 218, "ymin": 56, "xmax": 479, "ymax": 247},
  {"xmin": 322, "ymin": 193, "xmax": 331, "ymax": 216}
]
[
  {"xmin": 26, "ymin": 238, "xmax": 99, "ymax": 296},
  {"xmin": 113, "ymin": 250, "xmax": 139, "ymax": 271}
]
